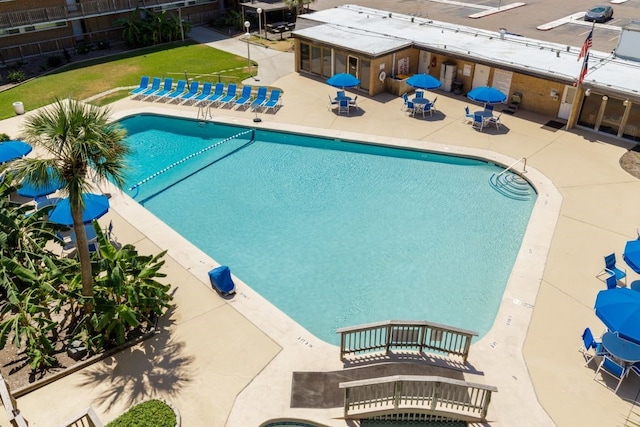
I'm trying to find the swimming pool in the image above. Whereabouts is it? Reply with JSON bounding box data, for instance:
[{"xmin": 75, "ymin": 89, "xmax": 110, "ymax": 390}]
[{"xmin": 119, "ymin": 114, "xmax": 536, "ymax": 346}]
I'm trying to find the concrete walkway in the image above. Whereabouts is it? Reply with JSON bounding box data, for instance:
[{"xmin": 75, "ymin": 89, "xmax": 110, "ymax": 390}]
[{"xmin": 3, "ymin": 27, "xmax": 640, "ymax": 427}]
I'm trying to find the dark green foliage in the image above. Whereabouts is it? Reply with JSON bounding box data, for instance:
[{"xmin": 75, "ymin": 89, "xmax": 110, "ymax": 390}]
[
  {"xmin": 114, "ymin": 7, "xmax": 191, "ymax": 48},
  {"xmin": 46, "ymin": 55, "xmax": 63, "ymax": 69},
  {"xmin": 96, "ymin": 40, "xmax": 111, "ymax": 50},
  {"xmin": 105, "ymin": 399, "xmax": 176, "ymax": 427},
  {"xmin": 7, "ymin": 70, "xmax": 26, "ymax": 83},
  {"xmin": 0, "ymin": 133, "xmax": 9, "ymax": 141}
]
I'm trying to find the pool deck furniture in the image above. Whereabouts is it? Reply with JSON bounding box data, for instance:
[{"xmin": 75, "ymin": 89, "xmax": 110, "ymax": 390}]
[
  {"xmin": 262, "ymin": 89, "xmax": 281, "ymax": 113},
  {"xmin": 137, "ymin": 77, "xmax": 161, "ymax": 98},
  {"xmin": 596, "ymin": 253, "xmax": 627, "ymax": 286},
  {"xmin": 148, "ymin": 78, "xmax": 174, "ymax": 101},
  {"xmin": 219, "ymin": 83, "xmax": 238, "ymax": 107},
  {"xmin": 204, "ymin": 82, "xmax": 225, "ymax": 106},
  {"xmin": 601, "ymin": 331, "xmax": 640, "ymax": 364},
  {"xmin": 579, "ymin": 327, "xmax": 606, "ymax": 366},
  {"xmin": 594, "ymin": 355, "xmax": 629, "ymax": 393},
  {"xmin": 192, "ymin": 82, "xmax": 213, "ymax": 104},
  {"xmin": 179, "ymin": 81, "xmax": 201, "ymax": 104},
  {"xmin": 163, "ymin": 79, "xmax": 187, "ymax": 102},
  {"xmin": 129, "ymin": 76, "xmax": 149, "ymax": 95},
  {"xmin": 233, "ymin": 86, "xmax": 253, "ymax": 110},
  {"xmin": 251, "ymin": 87, "xmax": 268, "ymax": 111}
]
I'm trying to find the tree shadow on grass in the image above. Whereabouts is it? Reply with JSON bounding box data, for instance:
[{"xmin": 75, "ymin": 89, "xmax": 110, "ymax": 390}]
[{"xmin": 78, "ymin": 305, "xmax": 194, "ymax": 409}]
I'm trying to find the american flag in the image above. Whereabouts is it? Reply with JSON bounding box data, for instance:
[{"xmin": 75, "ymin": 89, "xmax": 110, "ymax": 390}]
[
  {"xmin": 578, "ymin": 30, "xmax": 593, "ymax": 62},
  {"xmin": 578, "ymin": 53, "xmax": 589, "ymax": 85}
]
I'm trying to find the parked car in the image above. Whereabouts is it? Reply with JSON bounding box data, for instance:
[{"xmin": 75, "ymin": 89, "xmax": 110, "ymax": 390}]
[{"xmin": 585, "ymin": 5, "xmax": 613, "ymax": 23}]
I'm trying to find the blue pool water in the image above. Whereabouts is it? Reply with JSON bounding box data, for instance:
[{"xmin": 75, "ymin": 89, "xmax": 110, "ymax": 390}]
[{"xmin": 119, "ymin": 114, "xmax": 536, "ymax": 345}]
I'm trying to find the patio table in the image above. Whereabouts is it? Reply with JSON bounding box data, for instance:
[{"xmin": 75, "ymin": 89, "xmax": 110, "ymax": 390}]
[{"xmin": 602, "ymin": 331, "xmax": 640, "ymax": 364}]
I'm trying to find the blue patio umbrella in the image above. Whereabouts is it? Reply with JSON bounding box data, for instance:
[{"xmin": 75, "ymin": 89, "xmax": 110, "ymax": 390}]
[
  {"xmin": 406, "ymin": 73, "xmax": 442, "ymax": 90},
  {"xmin": 624, "ymin": 239, "xmax": 640, "ymax": 274},
  {"xmin": 326, "ymin": 73, "xmax": 361, "ymax": 88},
  {"xmin": 0, "ymin": 140, "xmax": 32, "ymax": 163},
  {"xmin": 467, "ymin": 86, "xmax": 507, "ymax": 104},
  {"xmin": 48, "ymin": 193, "xmax": 110, "ymax": 226},
  {"xmin": 17, "ymin": 167, "xmax": 64, "ymax": 198},
  {"xmin": 595, "ymin": 287, "xmax": 640, "ymax": 344}
]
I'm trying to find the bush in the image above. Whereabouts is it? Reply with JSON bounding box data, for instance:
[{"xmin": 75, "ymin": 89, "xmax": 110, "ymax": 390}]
[
  {"xmin": 46, "ymin": 55, "xmax": 63, "ymax": 68},
  {"xmin": 7, "ymin": 70, "xmax": 26, "ymax": 83},
  {"xmin": 75, "ymin": 43, "xmax": 92, "ymax": 55},
  {"xmin": 106, "ymin": 399, "xmax": 176, "ymax": 427},
  {"xmin": 96, "ymin": 40, "xmax": 110, "ymax": 50},
  {"xmin": 0, "ymin": 133, "xmax": 10, "ymax": 142}
]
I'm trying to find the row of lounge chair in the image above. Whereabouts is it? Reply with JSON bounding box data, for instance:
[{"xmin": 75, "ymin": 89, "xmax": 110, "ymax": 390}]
[{"xmin": 130, "ymin": 76, "xmax": 282, "ymax": 113}]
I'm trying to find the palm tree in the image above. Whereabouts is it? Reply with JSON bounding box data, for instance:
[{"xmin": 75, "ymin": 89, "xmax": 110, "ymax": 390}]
[
  {"xmin": 10, "ymin": 98, "xmax": 129, "ymax": 314},
  {"xmin": 283, "ymin": 0, "xmax": 315, "ymax": 16}
]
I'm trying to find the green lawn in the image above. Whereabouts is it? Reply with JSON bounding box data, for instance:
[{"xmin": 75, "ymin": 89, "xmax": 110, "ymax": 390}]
[{"xmin": 0, "ymin": 41, "xmax": 252, "ymax": 120}]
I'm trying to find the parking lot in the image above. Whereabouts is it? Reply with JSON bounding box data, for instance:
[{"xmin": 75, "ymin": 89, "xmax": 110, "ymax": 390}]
[{"xmin": 313, "ymin": 0, "xmax": 638, "ymax": 52}]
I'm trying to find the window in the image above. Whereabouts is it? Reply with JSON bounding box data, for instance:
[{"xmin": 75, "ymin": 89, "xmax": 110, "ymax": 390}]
[
  {"xmin": 300, "ymin": 43, "xmax": 310, "ymax": 72},
  {"xmin": 335, "ymin": 52, "xmax": 346, "ymax": 74}
]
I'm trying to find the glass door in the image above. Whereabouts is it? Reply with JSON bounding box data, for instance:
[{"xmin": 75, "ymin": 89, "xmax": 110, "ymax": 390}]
[{"xmin": 348, "ymin": 55, "xmax": 358, "ymax": 77}]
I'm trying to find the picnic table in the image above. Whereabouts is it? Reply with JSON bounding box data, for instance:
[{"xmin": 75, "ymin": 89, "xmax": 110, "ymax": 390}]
[{"xmin": 267, "ymin": 21, "xmax": 294, "ymax": 40}]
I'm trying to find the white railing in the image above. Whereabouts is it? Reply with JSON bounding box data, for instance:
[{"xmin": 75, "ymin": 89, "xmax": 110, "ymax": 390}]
[
  {"xmin": 337, "ymin": 320, "xmax": 477, "ymax": 363},
  {"xmin": 340, "ymin": 375, "xmax": 497, "ymax": 422},
  {"xmin": 496, "ymin": 157, "xmax": 527, "ymax": 178}
]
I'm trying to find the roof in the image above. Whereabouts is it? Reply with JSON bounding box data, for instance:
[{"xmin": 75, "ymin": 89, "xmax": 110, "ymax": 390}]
[{"xmin": 294, "ymin": 4, "xmax": 640, "ymax": 99}]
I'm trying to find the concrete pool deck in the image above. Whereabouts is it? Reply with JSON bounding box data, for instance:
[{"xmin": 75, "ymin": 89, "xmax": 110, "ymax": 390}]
[{"xmin": 3, "ymin": 28, "xmax": 640, "ymax": 427}]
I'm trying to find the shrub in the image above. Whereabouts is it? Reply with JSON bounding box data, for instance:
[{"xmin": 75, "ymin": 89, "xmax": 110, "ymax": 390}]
[
  {"xmin": 75, "ymin": 43, "xmax": 92, "ymax": 55},
  {"xmin": 0, "ymin": 133, "xmax": 10, "ymax": 141},
  {"xmin": 106, "ymin": 399, "xmax": 176, "ymax": 427},
  {"xmin": 46, "ymin": 55, "xmax": 63, "ymax": 68},
  {"xmin": 7, "ymin": 70, "xmax": 26, "ymax": 83},
  {"xmin": 96, "ymin": 40, "xmax": 110, "ymax": 50}
]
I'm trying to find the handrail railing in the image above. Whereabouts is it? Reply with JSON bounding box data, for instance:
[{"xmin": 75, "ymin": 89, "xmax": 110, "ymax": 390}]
[
  {"xmin": 57, "ymin": 406, "xmax": 103, "ymax": 427},
  {"xmin": 336, "ymin": 320, "xmax": 478, "ymax": 363},
  {"xmin": 339, "ymin": 375, "xmax": 497, "ymax": 422},
  {"xmin": 496, "ymin": 157, "xmax": 527, "ymax": 178}
]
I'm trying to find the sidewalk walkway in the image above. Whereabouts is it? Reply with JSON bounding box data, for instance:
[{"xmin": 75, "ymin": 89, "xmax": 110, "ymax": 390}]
[{"xmin": 3, "ymin": 26, "xmax": 640, "ymax": 427}]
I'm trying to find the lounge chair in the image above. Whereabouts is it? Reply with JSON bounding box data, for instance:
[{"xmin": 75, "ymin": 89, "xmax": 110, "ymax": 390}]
[
  {"xmin": 193, "ymin": 82, "xmax": 213, "ymax": 105},
  {"xmin": 180, "ymin": 81, "xmax": 201, "ymax": 104},
  {"xmin": 262, "ymin": 89, "xmax": 281, "ymax": 113},
  {"xmin": 218, "ymin": 83, "xmax": 237, "ymax": 107},
  {"xmin": 233, "ymin": 85, "xmax": 253, "ymax": 110},
  {"xmin": 130, "ymin": 76, "xmax": 150, "ymax": 95},
  {"xmin": 205, "ymin": 82, "xmax": 225, "ymax": 107},
  {"xmin": 596, "ymin": 253, "xmax": 627, "ymax": 286},
  {"xmin": 163, "ymin": 80, "xmax": 187, "ymax": 102},
  {"xmin": 579, "ymin": 327, "xmax": 607, "ymax": 366},
  {"xmin": 594, "ymin": 355, "xmax": 629, "ymax": 393},
  {"xmin": 251, "ymin": 87, "xmax": 268, "ymax": 111},
  {"xmin": 148, "ymin": 77, "xmax": 173, "ymax": 101},
  {"xmin": 138, "ymin": 77, "xmax": 162, "ymax": 98}
]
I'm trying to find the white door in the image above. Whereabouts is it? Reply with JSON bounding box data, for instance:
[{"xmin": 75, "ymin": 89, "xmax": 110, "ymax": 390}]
[
  {"xmin": 472, "ymin": 64, "xmax": 490, "ymax": 88},
  {"xmin": 558, "ymin": 85, "xmax": 576, "ymax": 120},
  {"xmin": 418, "ymin": 51, "xmax": 431, "ymax": 74}
]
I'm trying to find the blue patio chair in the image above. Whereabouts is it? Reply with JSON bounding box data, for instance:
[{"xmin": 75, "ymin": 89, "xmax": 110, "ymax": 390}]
[
  {"xmin": 594, "ymin": 355, "xmax": 629, "ymax": 393},
  {"xmin": 262, "ymin": 89, "xmax": 281, "ymax": 113},
  {"xmin": 472, "ymin": 113, "xmax": 484, "ymax": 131},
  {"xmin": 488, "ymin": 112, "xmax": 502, "ymax": 129},
  {"xmin": 179, "ymin": 81, "xmax": 201, "ymax": 104},
  {"xmin": 484, "ymin": 104, "xmax": 495, "ymax": 113},
  {"xmin": 205, "ymin": 82, "xmax": 225, "ymax": 106},
  {"xmin": 138, "ymin": 77, "xmax": 161, "ymax": 98},
  {"xmin": 405, "ymin": 101, "xmax": 415, "ymax": 116},
  {"xmin": 463, "ymin": 105, "xmax": 475, "ymax": 123},
  {"xmin": 579, "ymin": 327, "xmax": 607, "ymax": 366},
  {"xmin": 349, "ymin": 95, "xmax": 359, "ymax": 110},
  {"xmin": 234, "ymin": 85, "xmax": 253, "ymax": 109},
  {"xmin": 596, "ymin": 253, "xmax": 627, "ymax": 286},
  {"xmin": 193, "ymin": 82, "xmax": 213, "ymax": 105},
  {"xmin": 251, "ymin": 87, "xmax": 268, "ymax": 111},
  {"xmin": 338, "ymin": 98, "xmax": 350, "ymax": 115},
  {"xmin": 219, "ymin": 83, "xmax": 238, "ymax": 107},
  {"xmin": 164, "ymin": 80, "xmax": 187, "ymax": 102},
  {"xmin": 328, "ymin": 94, "xmax": 338, "ymax": 111},
  {"xmin": 130, "ymin": 76, "xmax": 150, "ymax": 95},
  {"xmin": 401, "ymin": 93, "xmax": 409, "ymax": 110},
  {"xmin": 415, "ymin": 90, "xmax": 424, "ymax": 99},
  {"xmin": 148, "ymin": 77, "xmax": 173, "ymax": 100},
  {"xmin": 336, "ymin": 90, "xmax": 346, "ymax": 99}
]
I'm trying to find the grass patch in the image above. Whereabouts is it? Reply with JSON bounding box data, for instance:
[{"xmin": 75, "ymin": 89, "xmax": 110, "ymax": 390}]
[{"xmin": 0, "ymin": 41, "xmax": 251, "ymax": 120}]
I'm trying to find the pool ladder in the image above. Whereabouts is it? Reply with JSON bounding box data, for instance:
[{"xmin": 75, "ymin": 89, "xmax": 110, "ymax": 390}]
[{"xmin": 489, "ymin": 157, "xmax": 531, "ymax": 201}]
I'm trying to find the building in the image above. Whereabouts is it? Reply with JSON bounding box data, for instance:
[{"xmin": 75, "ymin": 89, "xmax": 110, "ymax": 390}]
[
  {"xmin": 292, "ymin": 5, "xmax": 640, "ymax": 142},
  {"xmin": 0, "ymin": 0, "xmax": 228, "ymax": 63}
]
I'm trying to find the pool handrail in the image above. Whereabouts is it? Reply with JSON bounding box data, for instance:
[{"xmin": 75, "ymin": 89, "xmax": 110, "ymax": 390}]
[{"xmin": 336, "ymin": 319, "xmax": 478, "ymax": 363}]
